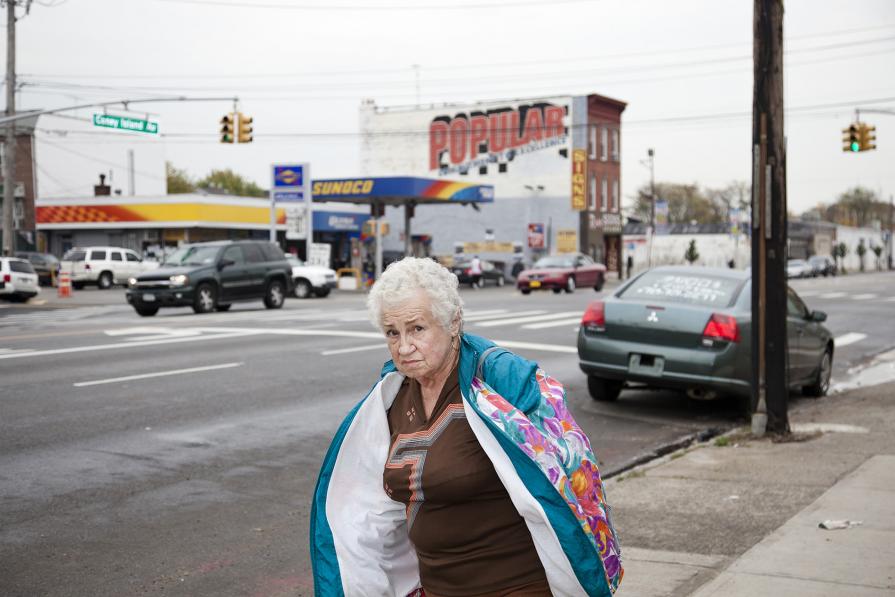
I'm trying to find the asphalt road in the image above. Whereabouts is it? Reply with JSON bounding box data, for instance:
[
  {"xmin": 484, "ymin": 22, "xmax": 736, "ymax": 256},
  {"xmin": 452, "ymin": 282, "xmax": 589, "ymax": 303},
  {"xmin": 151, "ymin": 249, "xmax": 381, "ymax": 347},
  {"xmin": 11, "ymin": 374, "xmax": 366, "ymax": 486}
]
[{"xmin": 1, "ymin": 270, "xmax": 893, "ymax": 596}]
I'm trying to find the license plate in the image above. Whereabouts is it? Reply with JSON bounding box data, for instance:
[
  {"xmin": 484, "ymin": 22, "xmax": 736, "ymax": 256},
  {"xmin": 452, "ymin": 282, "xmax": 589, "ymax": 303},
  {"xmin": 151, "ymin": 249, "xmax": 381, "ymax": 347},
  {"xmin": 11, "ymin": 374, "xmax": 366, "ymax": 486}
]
[
  {"xmin": 629, "ymin": 353, "xmax": 664, "ymax": 376},
  {"xmin": 142, "ymin": 293, "xmax": 156, "ymax": 302},
  {"xmin": 529, "ymin": 280, "xmax": 541, "ymax": 288}
]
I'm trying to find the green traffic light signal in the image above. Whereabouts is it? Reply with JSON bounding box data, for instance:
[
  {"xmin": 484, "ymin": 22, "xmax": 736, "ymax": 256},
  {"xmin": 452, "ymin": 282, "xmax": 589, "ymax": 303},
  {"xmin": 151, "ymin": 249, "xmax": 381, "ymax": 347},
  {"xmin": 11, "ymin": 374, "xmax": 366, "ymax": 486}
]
[{"xmin": 848, "ymin": 124, "xmax": 860, "ymax": 152}]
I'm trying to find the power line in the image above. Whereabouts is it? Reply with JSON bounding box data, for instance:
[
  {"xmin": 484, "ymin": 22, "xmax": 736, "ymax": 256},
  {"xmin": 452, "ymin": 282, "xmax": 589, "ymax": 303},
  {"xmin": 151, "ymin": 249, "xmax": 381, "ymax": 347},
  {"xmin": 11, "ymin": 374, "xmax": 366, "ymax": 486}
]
[{"xmin": 151, "ymin": 0, "xmax": 601, "ymax": 11}]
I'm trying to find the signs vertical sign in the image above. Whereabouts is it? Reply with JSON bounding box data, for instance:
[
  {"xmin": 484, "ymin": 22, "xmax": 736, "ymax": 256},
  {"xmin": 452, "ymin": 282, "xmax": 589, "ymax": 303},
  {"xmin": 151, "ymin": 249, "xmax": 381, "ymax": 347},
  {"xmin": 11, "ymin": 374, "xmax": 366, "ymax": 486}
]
[
  {"xmin": 270, "ymin": 163, "xmax": 311, "ymax": 244},
  {"xmin": 571, "ymin": 149, "xmax": 587, "ymax": 210}
]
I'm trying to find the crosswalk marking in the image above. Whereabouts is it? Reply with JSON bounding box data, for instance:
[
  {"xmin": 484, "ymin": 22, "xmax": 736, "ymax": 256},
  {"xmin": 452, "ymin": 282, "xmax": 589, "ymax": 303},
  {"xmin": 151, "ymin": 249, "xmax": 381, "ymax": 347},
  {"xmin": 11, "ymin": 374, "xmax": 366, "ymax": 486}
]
[
  {"xmin": 853, "ymin": 293, "xmax": 877, "ymax": 300},
  {"xmin": 522, "ymin": 317, "xmax": 583, "ymax": 330},
  {"xmin": 476, "ymin": 311, "xmax": 582, "ymax": 328},
  {"xmin": 819, "ymin": 292, "xmax": 846, "ymax": 299},
  {"xmin": 797, "ymin": 290, "xmax": 820, "ymax": 297},
  {"xmin": 835, "ymin": 332, "xmax": 867, "ymax": 347}
]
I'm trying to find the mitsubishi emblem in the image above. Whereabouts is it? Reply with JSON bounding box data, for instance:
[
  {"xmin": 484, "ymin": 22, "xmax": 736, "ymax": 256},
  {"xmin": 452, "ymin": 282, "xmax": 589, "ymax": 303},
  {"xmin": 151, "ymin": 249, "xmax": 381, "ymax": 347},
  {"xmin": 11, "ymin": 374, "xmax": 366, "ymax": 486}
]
[{"xmin": 647, "ymin": 311, "xmax": 659, "ymax": 323}]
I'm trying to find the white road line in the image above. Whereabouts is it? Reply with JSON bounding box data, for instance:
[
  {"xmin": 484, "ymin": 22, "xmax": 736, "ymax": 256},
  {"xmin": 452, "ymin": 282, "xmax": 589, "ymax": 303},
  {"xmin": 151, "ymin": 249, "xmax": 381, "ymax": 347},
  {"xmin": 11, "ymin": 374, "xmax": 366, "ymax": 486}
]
[
  {"xmin": 797, "ymin": 290, "xmax": 820, "ymax": 297},
  {"xmin": 463, "ymin": 309, "xmax": 533, "ymax": 322},
  {"xmin": 0, "ymin": 330, "xmax": 264, "ymax": 360},
  {"xmin": 476, "ymin": 311, "xmax": 582, "ymax": 328},
  {"xmin": 466, "ymin": 310, "xmax": 547, "ymax": 324},
  {"xmin": 522, "ymin": 317, "xmax": 583, "ymax": 330},
  {"xmin": 819, "ymin": 292, "xmax": 846, "ymax": 299},
  {"xmin": 73, "ymin": 362, "xmax": 244, "ymax": 387},
  {"xmin": 835, "ymin": 332, "xmax": 868, "ymax": 347},
  {"xmin": 463, "ymin": 309, "xmax": 510, "ymax": 318},
  {"xmin": 321, "ymin": 343, "xmax": 386, "ymax": 356},
  {"xmin": 887, "ymin": 297, "xmax": 895, "ymax": 302},
  {"xmin": 852, "ymin": 293, "xmax": 877, "ymax": 300},
  {"xmin": 493, "ymin": 339, "xmax": 577, "ymax": 354}
]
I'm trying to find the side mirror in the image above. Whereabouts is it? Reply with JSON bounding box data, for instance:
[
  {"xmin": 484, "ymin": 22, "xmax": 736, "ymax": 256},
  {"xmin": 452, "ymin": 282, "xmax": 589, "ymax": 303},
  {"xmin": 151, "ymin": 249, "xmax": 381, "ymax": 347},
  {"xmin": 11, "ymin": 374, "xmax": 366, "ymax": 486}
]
[
  {"xmin": 810, "ymin": 310, "xmax": 827, "ymax": 322},
  {"xmin": 218, "ymin": 259, "xmax": 235, "ymax": 270}
]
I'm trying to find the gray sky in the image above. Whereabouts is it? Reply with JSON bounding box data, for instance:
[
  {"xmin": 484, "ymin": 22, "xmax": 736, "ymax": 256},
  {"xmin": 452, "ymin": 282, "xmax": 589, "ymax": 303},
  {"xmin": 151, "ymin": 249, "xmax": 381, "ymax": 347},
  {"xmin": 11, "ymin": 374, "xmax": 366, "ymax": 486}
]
[{"xmin": 11, "ymin": 0, "xmax": 895, "ymax": 214}]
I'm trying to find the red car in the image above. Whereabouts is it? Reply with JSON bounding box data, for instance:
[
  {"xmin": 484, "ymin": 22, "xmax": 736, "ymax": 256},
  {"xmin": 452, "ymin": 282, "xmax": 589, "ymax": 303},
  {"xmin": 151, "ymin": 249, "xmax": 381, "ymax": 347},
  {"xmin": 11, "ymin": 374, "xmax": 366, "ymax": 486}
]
[{"xmin": 516, "ymin": 253, "xmax": 606, "ymax": 294}]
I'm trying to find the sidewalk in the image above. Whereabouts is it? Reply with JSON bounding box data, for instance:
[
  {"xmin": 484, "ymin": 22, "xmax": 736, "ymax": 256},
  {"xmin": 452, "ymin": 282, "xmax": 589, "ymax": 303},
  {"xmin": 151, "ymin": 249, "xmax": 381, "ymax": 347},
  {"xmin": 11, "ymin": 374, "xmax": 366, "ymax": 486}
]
[{"xmin": 610, "ymin": 380, "xmax": 895, "ymax": 597}]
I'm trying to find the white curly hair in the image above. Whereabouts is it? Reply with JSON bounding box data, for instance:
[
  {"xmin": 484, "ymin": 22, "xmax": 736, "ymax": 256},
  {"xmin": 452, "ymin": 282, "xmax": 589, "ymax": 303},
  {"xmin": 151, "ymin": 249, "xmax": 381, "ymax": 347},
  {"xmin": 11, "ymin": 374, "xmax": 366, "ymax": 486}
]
[{"xmin": 366, "ymin": 257, "xmax": 464, "ymax": 331}]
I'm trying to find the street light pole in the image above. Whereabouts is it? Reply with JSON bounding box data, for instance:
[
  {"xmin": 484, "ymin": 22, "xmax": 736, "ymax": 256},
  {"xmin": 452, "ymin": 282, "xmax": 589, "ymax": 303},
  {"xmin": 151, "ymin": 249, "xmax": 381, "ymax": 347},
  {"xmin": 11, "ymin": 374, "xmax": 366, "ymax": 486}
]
[{"xmin": 2, "ymin": 0, "xmax": 17, "ymax": 255}]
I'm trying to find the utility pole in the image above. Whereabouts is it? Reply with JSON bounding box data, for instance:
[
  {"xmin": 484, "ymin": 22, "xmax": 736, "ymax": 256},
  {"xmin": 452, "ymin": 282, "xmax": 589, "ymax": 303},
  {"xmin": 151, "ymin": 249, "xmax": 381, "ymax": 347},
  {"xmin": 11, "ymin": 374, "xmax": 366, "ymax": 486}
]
[
  {"xmin": 647, "ymin": 148, "xmax": 656, "ymax": 268},
  {"xmin": 889, "ymin": 194, "xmax": 893, "ymax": 270},
  {"xmin": 2, "ymin": 0, "xmax": 18, "ymax": 255},
  {"xmin": 751, "ymin": 0, "xmax": 789, "ymax": 436}
]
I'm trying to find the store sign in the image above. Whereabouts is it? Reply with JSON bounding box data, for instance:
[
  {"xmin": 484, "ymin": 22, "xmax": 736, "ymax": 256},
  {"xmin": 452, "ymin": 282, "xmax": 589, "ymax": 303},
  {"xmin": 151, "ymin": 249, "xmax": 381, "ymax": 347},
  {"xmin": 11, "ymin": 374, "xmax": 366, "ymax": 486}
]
[
  {"xmin": 557, "ymin": 229, "xmax": 578, "ymax": 254},
  {"xmin": 571, "ymin": 149, "xmax": 586, "ymax": 210},
  {"xmin": 602, "ymin": 213, "xmax": 623, "ymax": 234},
  {"xmin": 285, "ymin": 205, "xmax": 307, "ymax": 240},
  {"xmin": 462, "ymin": 241, "xmax": 515, "ymax": 254},
  {"xmin": 429, "ymin": 101, "xmax": 568, "ymax": 175},
  {"xmin": 527, "ymin": 223, "xmax": 545, "ymax": 249},
  {"xmin": 308, "ymin": 242, "xmax": 331, "ymax": 268},
  {"xmin": 272, "ymin": 164, "xmax": 309, "ymax": 202}
]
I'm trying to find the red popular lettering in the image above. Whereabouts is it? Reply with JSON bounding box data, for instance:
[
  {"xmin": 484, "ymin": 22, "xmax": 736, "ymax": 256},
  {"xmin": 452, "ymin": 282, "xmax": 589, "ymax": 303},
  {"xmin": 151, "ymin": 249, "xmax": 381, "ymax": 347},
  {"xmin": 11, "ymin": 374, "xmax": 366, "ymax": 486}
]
[
  {"xmin": 544, "ymin": 105, "xmax": 565, "ymax": 138},
  {"xmin": 468, "ymin": 114, "xmax": 489, "ymax": 160},
  {"xmin": 449, "ymin": 117, "xmax": 468, "ymax": 165},
  {"xmin": 429, "ymin": 120, "xmax": 449, "ymax": 170},
  {"xmin": 489, "ymin": 112, "xmax": 509, "ymax": 153},
  {"xmin": 524, "ymin": 108, "xmax": 544, "ymax": 142}
]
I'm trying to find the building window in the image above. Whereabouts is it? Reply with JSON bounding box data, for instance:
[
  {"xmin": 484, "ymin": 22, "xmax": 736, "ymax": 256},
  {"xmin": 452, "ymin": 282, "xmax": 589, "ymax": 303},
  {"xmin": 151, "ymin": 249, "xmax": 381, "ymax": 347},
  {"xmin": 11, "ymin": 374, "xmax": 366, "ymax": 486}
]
[
  {"xmin": 611, "ymin": 129, "xmax": 620, "ymax": 162},
  {"xmin": 601, "ymin": 177, "xmax": 608, "ymax": 212},
  {"xmin": 589, "ymin": 174, "xmax": 597, "ymax": 211},
  {"xmin": 612, "ymin": 178, "xmax": 620, "ymax": 212},
  {"xmin": 588, "ymin": 125, "xmax": 597, "ymax": 159},
  {"xmin": 600, "ymin": 127, "xmax": 608, "ymax": 162}
]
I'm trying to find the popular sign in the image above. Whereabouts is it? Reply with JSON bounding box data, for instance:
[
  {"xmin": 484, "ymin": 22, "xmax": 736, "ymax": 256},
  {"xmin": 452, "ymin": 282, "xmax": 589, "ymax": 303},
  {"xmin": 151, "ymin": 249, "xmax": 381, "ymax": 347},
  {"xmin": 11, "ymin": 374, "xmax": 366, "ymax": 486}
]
[{"xmin": 429, "ymin": 101, "xmax": 567, "ymax": 175}]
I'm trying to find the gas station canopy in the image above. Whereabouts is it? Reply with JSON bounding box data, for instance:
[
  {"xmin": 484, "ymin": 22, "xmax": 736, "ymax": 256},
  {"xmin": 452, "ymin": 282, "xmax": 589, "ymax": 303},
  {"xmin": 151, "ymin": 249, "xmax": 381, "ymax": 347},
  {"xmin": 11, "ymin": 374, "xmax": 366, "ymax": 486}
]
[{"xmin": 310, "ymin": 176, "xmax": 494, "ymax": 206}]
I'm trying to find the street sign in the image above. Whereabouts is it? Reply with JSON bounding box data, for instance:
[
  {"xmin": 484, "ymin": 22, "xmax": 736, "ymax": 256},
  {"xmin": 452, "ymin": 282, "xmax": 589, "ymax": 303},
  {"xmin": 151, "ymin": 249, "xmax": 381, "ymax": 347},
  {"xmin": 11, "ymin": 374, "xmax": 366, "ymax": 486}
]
[
  {"xmin": 271, "ymin": 163, "xmax": 312, "ymax": 243},
  {"xmin": 93, "ymin": 113, "xmax": 159, "ymax": 135}
]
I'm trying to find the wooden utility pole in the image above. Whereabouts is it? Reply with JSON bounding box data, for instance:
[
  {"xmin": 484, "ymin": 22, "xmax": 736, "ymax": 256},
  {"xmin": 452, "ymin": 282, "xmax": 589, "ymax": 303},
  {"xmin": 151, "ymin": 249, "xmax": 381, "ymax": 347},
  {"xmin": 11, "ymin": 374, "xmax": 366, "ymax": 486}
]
[
  {"xmin": 2, "ymin": 0, "xmax": 17, "ymax": 255},
  {"xmin": 751, "ymin": 0, "xmax": 789, "ymax": 436}
]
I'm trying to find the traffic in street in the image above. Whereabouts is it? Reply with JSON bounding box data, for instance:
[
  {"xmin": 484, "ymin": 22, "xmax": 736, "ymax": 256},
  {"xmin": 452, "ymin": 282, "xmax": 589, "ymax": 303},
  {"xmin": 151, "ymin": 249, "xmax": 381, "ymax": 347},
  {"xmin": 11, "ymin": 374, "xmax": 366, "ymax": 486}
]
[{"xmin": 2, "ymin": 270, "xmax": 893, "ymax": 596}]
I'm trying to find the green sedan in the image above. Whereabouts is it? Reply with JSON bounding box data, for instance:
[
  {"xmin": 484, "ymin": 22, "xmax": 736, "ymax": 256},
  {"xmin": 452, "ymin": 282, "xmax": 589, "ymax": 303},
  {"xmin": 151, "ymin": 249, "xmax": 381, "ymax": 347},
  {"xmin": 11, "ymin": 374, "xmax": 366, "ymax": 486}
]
[{"xmin": 577, "ymin": 266, "xmax": 834, "ymax": 404}]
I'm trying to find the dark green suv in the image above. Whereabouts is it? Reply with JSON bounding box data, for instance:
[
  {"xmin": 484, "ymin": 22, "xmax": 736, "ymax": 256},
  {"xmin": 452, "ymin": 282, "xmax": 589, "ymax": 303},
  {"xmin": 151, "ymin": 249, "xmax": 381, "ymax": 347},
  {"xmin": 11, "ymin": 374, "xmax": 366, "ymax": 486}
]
[{"xmin": 125, "ymin": 241, "xmax": 293, "ymax": 317}]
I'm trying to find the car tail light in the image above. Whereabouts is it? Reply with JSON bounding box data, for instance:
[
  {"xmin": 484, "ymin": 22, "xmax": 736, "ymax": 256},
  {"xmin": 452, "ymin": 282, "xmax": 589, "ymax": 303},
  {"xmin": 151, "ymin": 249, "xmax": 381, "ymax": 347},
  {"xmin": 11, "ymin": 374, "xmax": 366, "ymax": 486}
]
[
  {"xmin": 465, "ymin": 268, "xmax": 471, "ymax": 275},
  {"xmin": 2, "ymin": 274, "xmax": 10, "ymax": 283},
  {"xmin": 84, "ymin": 263, "xmax": 91, "ymax": 270},
  {"xmin": 703, "ymin": 313, "xmax": 739, "ymax": 343},
  {"xmin": 581, "ymin": 300, "xmax": 605, "ymax": 331}
]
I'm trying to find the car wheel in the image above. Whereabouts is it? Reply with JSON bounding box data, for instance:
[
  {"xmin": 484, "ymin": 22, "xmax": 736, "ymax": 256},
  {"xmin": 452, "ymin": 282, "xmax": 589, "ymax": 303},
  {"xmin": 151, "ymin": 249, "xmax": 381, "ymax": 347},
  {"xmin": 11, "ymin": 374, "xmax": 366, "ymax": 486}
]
[
  {"xmin": 294, "ymin": 279, "xmax": 311, "ymax": 299},
  {"xmin": 98, "ymin": 271, "xmax": 113, "ymax": 289},
  {"xmin": 314, "ymin": 287, "xmax": 331, "ymax": 298},
  {"xmin": 552, "ymin": 288, "xmax": 562, "ymax": 294},
  {"xmin": 520, "ymin": 289, "xmax": 531, "ymax": 295},
  {"xmin": 135, "ymin": 305, "xmax": 159, "ymax": 317},
  {"xmin": 594, "ymin": 274, "xmax": 605, "ymax": 292},
  {"xmin": 72, "ymin": 281, "xmax": 85, "ymax": 290},
  {"xmin": 264, "ymin": 279, "xmax": 286, "ymax": 309},
  {"xmin": 588, "ymin": 376, "xmax": 622, "ymax": 401},
  {"xmin": 215, "ymin": 303, "xmax": 232, "ymax": 312},
  {"xmin": 565, "ymin": 276, "xmax": 576, "ymax": 293},
  {"xmin": 192, "ymin": 282, "xmax": 217, "ymax": 314},
  {"xmin": 803, "ymin": 348, "xmax": 832, "ymax": 398},
  {"xmin": 496, "ymin": 275, "xmax": 505, "ymax": 287}
]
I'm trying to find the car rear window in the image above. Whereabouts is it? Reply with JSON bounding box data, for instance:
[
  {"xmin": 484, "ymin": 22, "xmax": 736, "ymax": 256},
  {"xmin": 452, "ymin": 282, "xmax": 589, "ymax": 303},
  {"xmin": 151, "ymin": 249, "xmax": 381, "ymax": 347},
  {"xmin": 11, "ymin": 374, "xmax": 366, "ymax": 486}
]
[
  {"xmin": 619, "ymin": 271, "xmax": 744, "ymax": 307},
  {"xmin": 260, "ymin": 243, "xmax": 286, "ymax": 262},
  {"xmin": 63, "ymin": 250, "xmax": 86, "ymax": 262},
  {"xmin": 9, "ymin": 260, "xmax": 35, "ymax": 274}
]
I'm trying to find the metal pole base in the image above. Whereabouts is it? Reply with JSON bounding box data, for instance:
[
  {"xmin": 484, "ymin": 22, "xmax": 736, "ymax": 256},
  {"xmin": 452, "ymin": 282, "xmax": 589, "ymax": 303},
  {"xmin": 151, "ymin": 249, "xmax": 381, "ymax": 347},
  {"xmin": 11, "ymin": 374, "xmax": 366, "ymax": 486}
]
[{"xmin": 751, "ymin": 412, "xmax": 768, "ymax": 437}]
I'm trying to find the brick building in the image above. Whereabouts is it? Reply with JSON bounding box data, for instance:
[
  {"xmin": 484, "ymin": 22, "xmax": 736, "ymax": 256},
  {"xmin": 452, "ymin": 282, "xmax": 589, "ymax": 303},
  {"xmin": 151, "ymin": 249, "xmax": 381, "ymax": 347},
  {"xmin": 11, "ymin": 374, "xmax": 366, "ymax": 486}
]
[{"xmin": 0, "ymin": 118, "xmax": 38, "ymax": 252}]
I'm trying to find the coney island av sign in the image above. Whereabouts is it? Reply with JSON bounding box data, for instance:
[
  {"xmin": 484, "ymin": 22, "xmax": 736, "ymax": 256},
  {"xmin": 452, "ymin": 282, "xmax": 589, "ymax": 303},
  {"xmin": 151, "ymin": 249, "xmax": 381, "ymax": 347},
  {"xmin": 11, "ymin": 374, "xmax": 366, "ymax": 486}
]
[{"xmin": 429, "ymin": 101, "xmax": 568, "ymax": 175}]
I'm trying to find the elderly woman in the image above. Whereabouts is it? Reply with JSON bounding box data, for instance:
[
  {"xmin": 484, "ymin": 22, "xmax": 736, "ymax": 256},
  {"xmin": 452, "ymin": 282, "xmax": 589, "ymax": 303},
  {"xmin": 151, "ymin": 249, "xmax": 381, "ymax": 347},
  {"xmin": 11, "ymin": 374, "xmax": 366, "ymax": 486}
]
[{"xmin": 311, "ymin": 258, "xmax": 622, "ymax": 597}]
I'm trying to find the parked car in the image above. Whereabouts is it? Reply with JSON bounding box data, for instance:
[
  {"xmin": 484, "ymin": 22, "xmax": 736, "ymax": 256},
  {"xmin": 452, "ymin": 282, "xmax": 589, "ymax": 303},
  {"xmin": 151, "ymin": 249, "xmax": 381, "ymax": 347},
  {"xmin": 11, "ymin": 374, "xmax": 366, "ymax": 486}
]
[
  {"xmin": 516, "ymin": 253, "xmax": 606, "ymax": 294},
  {"xmin": 786, "ymin": 259, "xmax": 813, "ymax": 279},
  {"xmin": 125, "ymin": 240, "xmax": 293, "ymax": 316},
  {"xmin": 285, "ymin": 254, "xmax": 337, "ymax": 298},
  {"xmin": 577, "ymin": 266, "xmax": 833, "ymax": 407},
  {"xmin": 808, "ymin": 255, "xmax": 836, "ymax": 277},
  {"xmin": 452, "ymin": 257, "xmax": 506, "ymax": 288},
  {"xmin": 0, "ymin": 257, "xmax": 41, "ymax": 302},
  {"xmin": 61, "ymin": 246, "xmax": 159, "ymax": 289},
  {"xmin": 15, "ymin": 251, "xmax": 60, "ymax": 286}
]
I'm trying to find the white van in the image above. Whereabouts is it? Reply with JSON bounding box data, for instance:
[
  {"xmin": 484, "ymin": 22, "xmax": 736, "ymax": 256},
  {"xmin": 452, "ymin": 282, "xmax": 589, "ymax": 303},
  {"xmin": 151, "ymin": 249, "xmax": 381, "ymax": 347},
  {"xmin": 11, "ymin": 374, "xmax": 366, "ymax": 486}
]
[
  {"xmin": 0, "ymin": 257, "xmax": 41, "ymax": 301},
  {"xmin": 61, "ymin": 246, "xmax": 159, "ymax": 289}
]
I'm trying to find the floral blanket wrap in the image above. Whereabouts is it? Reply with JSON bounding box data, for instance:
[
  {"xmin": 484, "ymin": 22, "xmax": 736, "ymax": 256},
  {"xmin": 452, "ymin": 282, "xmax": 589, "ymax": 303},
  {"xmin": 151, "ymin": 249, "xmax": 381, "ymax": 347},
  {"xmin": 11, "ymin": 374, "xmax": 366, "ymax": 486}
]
[{"xmin": 470, "ymin": 369, "xmax": 624, "ymax": 593}]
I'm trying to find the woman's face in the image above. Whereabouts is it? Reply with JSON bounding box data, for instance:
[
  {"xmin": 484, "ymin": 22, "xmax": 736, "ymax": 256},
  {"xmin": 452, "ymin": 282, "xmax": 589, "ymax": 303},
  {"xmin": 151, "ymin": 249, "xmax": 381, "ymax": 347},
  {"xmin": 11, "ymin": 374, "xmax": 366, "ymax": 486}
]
[{"xmin": 381, "ymin": 290, "xmax": 459, "ymax": 383}]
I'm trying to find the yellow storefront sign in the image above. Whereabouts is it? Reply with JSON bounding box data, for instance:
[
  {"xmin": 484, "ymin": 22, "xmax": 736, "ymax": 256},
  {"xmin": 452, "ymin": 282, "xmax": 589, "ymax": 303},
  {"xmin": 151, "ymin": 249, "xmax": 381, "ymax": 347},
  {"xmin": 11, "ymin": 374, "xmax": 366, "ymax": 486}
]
[
  {"xmin": 461, "ymin": 241, "xmax": 516, "ymax": 254},
  {"xmin": 556, "ymin": 229, "xmax": 578, "ymax": 254},
  {"xmin": 571, "ymin": 149, "xmax": 587, "ymax": 211}
]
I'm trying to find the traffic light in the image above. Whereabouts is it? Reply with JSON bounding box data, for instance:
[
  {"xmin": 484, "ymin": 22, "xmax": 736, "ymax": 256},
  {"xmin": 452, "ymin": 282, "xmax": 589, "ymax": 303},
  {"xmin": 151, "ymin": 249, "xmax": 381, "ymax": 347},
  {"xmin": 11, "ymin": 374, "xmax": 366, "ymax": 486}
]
[
  {"xmin": 843, "ymin": 123, "xmax": 860, "ymax": 152},
  {"xmin": 237, "ymin": 112, "xmax": 253, "ymax": 144},
  {"xmin": 220, "ymin": 113, "xmax": 235, "ymax": 144},
  {"xmin": 860, "ymin": 123, "xmax": 876, "ymax": 151}
]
